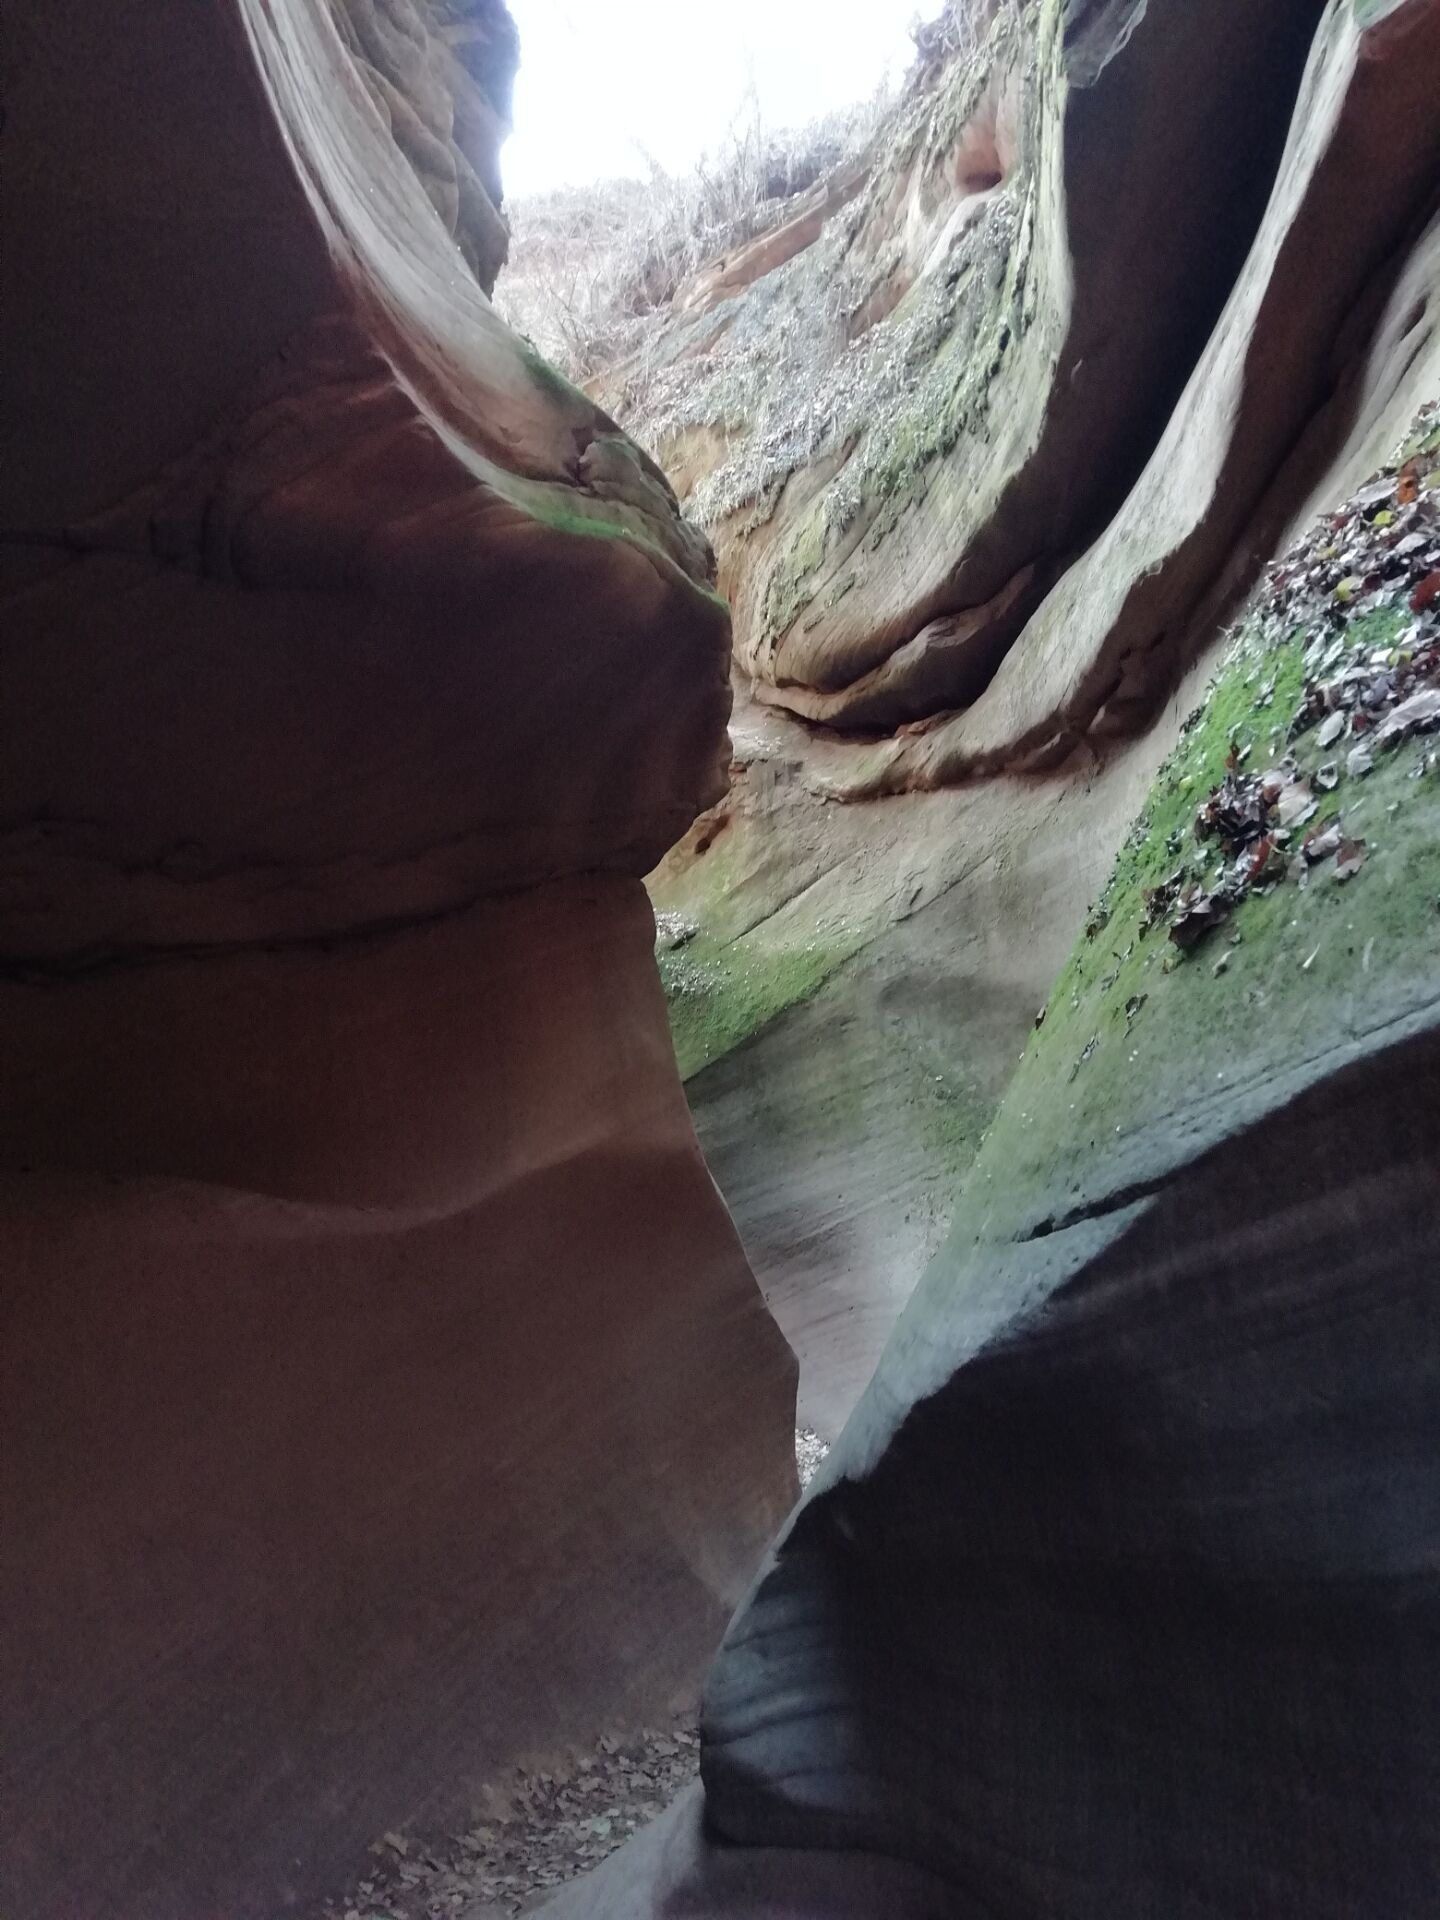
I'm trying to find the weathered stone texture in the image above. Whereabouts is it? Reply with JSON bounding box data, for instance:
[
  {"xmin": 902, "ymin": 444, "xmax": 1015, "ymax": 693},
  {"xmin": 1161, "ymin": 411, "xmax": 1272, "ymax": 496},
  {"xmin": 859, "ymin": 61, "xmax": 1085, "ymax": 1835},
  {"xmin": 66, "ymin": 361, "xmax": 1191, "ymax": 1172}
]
[{"xmin": 0, "ymin": 5, "xmax": 795, "ymax": 1915}]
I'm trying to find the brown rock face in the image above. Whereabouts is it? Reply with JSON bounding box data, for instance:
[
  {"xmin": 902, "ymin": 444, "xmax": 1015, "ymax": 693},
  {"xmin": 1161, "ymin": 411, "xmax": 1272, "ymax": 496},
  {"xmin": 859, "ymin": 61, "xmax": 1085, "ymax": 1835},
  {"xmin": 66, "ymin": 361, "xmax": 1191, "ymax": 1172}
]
[
  {"xmin": 543, "ymin": 8, "xmax": 1440, "ymax": 1906},
  {"xmin": 882, "ymin": 0, "xmax": 1440, "ymax": 784},
  {"xmin": 610, "ymin": 0, "xmax": 1338, "ymax": 733},
  {"xmin": 636, "ymin": 0, "xmax": 1440, "ymax": 1449},
  {"xmin": 336, "ymin": 0, "xmax": 519, "ymax": 291},
  {"xmin": 549, "ymin": 1026, "xmax": 1440, "ymax": 1919},
  {"xmin": 8, "ymin": 0, "xmax": 1440, "ymax": 1912},
  {"xmin": 0, "ymin": 4, "xmax": 794, "ymax": 1916},
  {"xmin": 3, "ymin": 885, "xmax": 796, "ymax": 1920},
  {"xmin": 615, "ymin": 0, "xmax": 1440, "ymax": 754}
]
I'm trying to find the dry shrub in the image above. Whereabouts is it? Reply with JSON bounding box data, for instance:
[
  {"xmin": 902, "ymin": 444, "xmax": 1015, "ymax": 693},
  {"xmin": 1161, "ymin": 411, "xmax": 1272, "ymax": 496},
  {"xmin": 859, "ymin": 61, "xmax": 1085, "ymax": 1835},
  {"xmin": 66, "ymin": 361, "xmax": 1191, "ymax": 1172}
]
[
  {"xmin": 494, "ymin": 90, "xmax": 890, "ymax": 383},
  {"xmin": 910, "ymin": 0, "xmax": 1022, "ymax": 67}
]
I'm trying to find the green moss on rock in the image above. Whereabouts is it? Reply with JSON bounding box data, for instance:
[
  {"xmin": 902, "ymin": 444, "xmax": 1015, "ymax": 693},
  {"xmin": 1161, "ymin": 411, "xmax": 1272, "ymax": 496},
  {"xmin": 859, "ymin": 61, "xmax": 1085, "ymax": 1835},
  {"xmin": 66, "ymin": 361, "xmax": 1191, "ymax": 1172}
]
[
  {"xmin": 964, "ymin": 603, "xmax": 1440, "ymax": 1243},
  {"xmin": 659, "ymin": 933, "xmax": 860, "ymax": 1080}
]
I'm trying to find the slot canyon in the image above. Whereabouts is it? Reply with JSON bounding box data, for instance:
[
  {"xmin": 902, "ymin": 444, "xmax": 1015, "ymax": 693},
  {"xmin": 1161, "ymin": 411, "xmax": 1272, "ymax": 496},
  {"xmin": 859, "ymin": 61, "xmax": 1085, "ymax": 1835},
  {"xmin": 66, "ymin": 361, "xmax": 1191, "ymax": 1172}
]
[{"xmin": 3, "ymin": 2, "xmax": 1439, "ymax": 1915}]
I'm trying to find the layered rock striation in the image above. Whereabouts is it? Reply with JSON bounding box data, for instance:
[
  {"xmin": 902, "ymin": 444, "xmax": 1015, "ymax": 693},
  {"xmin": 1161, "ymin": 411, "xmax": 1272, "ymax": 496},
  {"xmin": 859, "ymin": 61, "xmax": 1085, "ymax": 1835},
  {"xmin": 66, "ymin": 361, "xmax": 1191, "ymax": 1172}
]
[
  {"xmin": 7, "ymin": 0, "xmax": 1440, "ymax": 1913},
  {"xmin": 630, "ymin": 0, "xmax": 1440, "ymax": 1435},
  {"xmin": 549, "ymin": 347, "xmax": 1440, "ymax": 1920},
  {"xmin": 688, "ymin": 480, "xmax": 1440, "ymax": 1913},
  {"xmin": 0, "ymin": 5, "xmax": 795, "ymax": 1916}
]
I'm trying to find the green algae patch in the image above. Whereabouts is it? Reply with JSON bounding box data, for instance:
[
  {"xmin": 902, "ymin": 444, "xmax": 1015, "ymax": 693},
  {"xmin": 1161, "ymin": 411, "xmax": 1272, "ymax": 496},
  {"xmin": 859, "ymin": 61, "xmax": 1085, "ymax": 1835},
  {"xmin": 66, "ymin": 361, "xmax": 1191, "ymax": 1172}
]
[
  {"xmin": 651, "ymin": 803, "xmax": 875, "ymax": 1080},
  {"xmin": 508, "ymin": 476, "xmax": 730, "ymax": 617},
  {"xmin": 1035, "ymin": 622, "xmax": 1310, "ymax": 1026},
  {"xmin": 516, "ymin": 335, "xmax": 592, "ymax": 413},
  {"xmin": 908, "ymin": 1060, "xmax": 1003, "ymax": 1182},
  {"xmin": 961, "ymin": 608, "xmax": 1440, "ymax": 1245},
  {"xmin": 762, "ymin": 513, "xmax": 833, "ymax": 657},
  {"xmin": 659, "ymin": 931, "xmax": 862, "ymax": 1080}
]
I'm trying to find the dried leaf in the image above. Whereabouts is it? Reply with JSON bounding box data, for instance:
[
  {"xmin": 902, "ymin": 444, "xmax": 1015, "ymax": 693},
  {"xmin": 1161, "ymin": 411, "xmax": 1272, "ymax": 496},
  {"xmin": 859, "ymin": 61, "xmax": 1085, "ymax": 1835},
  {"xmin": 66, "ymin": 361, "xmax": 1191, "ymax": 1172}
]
[
  {"xmin": 1353, "ymin": 478, "xmax": 1394, "ymax": 510},
  {"xmin": 1334, "ymin": 837, "xmax": 1367, "ymax": 881},
  {"xmin": 1375, "ymin": 686, "xmax": 1440, "ymax": 749},
  {"xmin": 1240, "ymin": 834, "xmax": 1279, "ymax": 884},
  {"xmin": 1303, "ymin": 822, "xmax": 1343, "ymax": 864},
  {"xmin": 1169, "ymin": 890, "xmax": 1234, "ymax": 949},
  {"xmin": 1411, "ymin": 570, "xmax": 1440, "ymax": 614},
  {"xmin": 1317, "ymin": 710, "xmax": 1347, "ymax": 749},
  {"xmin": 1275, "ymin": 779, "xmax": 1316, "ymax": 827}
]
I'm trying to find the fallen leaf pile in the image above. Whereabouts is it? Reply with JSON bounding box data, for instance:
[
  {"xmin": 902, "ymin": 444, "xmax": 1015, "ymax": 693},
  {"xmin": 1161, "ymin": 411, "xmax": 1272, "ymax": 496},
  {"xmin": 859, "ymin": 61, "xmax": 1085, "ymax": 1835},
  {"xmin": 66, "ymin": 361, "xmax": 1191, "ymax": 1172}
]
[
  {"xmin": 331, "ymin": 1726, "xmax": 700, "ymax": 1919},
  {"xmin": 1146, "ymin": 420, "xmax": 1440, "ymax": 952},
  {"xmin": 322, "ymin": 1429, "xmax": 830, "ymax": 1920},
  {"xmin": 1262, "ymin": 400, "xmax": 1440, "ymax": 643}
]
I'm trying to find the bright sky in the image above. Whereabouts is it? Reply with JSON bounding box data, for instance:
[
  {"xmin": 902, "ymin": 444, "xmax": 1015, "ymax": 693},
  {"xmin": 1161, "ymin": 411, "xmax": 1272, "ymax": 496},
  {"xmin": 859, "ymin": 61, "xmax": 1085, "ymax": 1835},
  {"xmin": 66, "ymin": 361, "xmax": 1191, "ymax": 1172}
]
[{"xmin": 503, "ymin": 1, "xmax": 946, "ymax": 198}]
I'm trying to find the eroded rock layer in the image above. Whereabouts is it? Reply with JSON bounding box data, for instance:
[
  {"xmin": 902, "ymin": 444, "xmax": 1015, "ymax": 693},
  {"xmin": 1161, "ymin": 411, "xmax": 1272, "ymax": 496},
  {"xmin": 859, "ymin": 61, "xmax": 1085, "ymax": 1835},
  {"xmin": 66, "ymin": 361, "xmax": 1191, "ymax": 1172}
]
[
  {"xmin": 881, "ymin": 0, "xmax": 1440, "ymax": 783},
  {"xmin": 548, "ymin": 412, "xmax": 1440, "ymax": 1914},
  {"xmin": 613, "ymin": 0, "xmax": 1336, "ymax": 732},
  {"xmin": 697, "ymin": 639, "xmax": 1440, "ymax": 1914},
  {"xmin": 2, "ymin": 885, "xmax": 796, "ymax": 1919},
  {"xmin": 640, "ymin": 0, "xmax": 1440, "ymax": 1437},
  {"xmin": 336, "ymin": 0, "xmax": 519, "ymax": 291},
  {"xmin": 559, "ymin": 1029, "xmax": 1440, "ymax": 1918},
  {"xmin": 531, "ymin": 6, "xmax": 1440, "ymax": 1907},
  {"xmin": 619, "ymin": 0, "xmax": 1440, "ymax": 761},
  {"xmin": 0, "ymin": 5, "xmax": 795, "ymax": 1916}
]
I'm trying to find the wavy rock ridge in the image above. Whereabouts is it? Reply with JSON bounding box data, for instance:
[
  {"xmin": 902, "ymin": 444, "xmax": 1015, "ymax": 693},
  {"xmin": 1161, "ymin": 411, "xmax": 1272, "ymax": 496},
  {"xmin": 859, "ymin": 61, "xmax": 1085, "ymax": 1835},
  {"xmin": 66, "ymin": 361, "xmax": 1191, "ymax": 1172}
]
[
  {"xmin": 618, "ymin": 0, "xmax": 1440, "ymax": 758},
  {"xmin": 0, "ymin": 6, "xmax": 794, "ymax": 1916},
  {"xmin": 553, "ymin": 234, "xmax": 1440, "ymax": 1920},
  {"xmin": 4, "ymin": 1, "xmax": 1440, "ymax": 1915},
  {"xmin": 639, "ymin": 0, "xmax": 1440, "ymax": 1437},
  {"xmin": 537, "ymin": 4, "xmax": 1440, "ymax": 1909}
]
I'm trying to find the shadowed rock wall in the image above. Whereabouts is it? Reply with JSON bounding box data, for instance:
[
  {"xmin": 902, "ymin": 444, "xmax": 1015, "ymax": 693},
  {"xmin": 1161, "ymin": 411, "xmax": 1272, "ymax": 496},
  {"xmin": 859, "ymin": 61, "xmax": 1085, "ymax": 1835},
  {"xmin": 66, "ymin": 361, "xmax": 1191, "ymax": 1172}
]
[
  {"xmin": 638, "ymin": 0, "xmax": 1440, "ymax": 1437},
  {"xmin": 536, "ymin": 3, "xmax": 1440, "ymax": 1909},
  {"xmin": 546, "ymin": 383, "xmax": 1440, "ymax": 1919},
  {"xmin": 0, "ymin": 4, "xmax": 795, "ymax": 1915}
]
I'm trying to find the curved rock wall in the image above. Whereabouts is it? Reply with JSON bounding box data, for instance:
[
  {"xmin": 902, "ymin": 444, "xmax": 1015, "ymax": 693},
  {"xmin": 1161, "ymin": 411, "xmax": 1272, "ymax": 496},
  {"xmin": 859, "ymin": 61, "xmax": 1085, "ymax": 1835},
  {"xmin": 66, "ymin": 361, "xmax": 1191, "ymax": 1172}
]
[
  {"xmin": 335, "ymin": 0, "xmax": 518, "ymax": 291},
  {"xmin": 614, "ymin": 0, "xmax": 1331, "ymax": 731},
  {"xmin": 2, "ymin": 885, "xmax": 797, "ymax": 1919},
  {"xmin": 7, "ymin": 0, "xmax": 1439, "ymax": 1911},
  {"xmin": 636, "ymin": 0, "xmax": 1440, "ymax": 1437},
  {"xmin": 548, "ymin": 360, "xmax": 1440, "ymax": 1920},
  {"xmin": 0, "ymin": 5, "xmax": 795, "ymax": 1916},
  {"xmin": 695, "ymin": 484, "xmax": 1440, "ymax": 1910}
]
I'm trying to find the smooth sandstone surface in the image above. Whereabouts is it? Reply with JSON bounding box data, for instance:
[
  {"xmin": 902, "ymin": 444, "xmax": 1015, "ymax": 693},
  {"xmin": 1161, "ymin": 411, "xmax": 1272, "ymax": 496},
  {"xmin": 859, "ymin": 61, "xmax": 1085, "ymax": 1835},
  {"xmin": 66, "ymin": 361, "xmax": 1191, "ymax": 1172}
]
[
  {"xmin": 0, "ymin": 4, "xmax": 796, "ymax": 1916},
  {"xmin": 6, "ymin": 0, "xmax": 1440, "ymax": 1912},
  {"xmin": 613, "ymin": 0, "xmax": 1330, "ymax": 731},
  {"xmin": 544, "ymin": 4, "xmax": 1440, "ymax": 1910},
  {"xmin": 553, "ymin": 502, "xmax": 1440, "ymax": 1919},
  {"xmin": 645, "ymin": 0, "xmax": 1440, "ymax": 1438},
  {"xmin": 1, "ymin": 884, "xmax": 797, "ymax": 1920}
]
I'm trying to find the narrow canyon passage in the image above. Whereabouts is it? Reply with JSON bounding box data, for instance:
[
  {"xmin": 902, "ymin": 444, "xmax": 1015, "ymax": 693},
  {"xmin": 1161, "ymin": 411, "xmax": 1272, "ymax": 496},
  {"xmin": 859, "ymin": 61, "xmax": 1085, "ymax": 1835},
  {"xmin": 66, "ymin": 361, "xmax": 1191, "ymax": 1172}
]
[{"xmin": 3, "ymin": 2, "xmax": 1439, "ymax": 1916}]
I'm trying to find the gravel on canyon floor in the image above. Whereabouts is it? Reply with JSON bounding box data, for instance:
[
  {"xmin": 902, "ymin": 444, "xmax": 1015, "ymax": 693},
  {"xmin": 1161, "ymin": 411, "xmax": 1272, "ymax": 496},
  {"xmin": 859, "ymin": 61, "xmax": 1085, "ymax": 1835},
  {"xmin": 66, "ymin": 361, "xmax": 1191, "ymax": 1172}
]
[
  {"xmin": 325, "ymin": 1430, "xmax": 831, "ymax": 1920},
  {"xmin": 794, "ymin": 1425, "xmax": 829, "ymax": 1489},
  {"xmin": 330, "ymin": 1722, "xmax": 701, "ymax": 1919}
]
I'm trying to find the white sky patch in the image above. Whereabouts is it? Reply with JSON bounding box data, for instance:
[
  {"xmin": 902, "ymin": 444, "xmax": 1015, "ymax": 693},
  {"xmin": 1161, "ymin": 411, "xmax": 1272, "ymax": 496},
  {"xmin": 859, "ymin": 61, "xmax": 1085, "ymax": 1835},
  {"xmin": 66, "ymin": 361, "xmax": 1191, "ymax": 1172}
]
[{"xmin": 503, "ymin": 1, "xmax": 947, "ymax": 198}]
